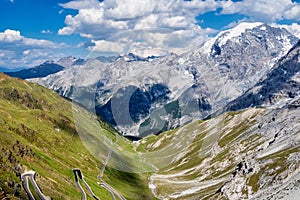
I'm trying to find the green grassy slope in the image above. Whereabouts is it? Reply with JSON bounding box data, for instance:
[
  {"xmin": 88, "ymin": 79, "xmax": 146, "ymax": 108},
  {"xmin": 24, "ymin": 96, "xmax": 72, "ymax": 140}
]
[
  {"xmin": 137, "ymin": 107, "xmax": 300, "ymax": 199},
  {"xmin": 0, "ymin": 73, "xmax": 155, "ymax": 200}
]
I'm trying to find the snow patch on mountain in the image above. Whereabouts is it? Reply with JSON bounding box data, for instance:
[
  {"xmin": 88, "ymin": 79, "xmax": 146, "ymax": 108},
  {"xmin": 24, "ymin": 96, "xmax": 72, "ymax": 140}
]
[
  {"xmin": 202, "ymin": 22, "xmax": 263, "ymax": 54},
  {"xmin": 218, "ymin": 22, "xmax": 264, "ymax": 46}
]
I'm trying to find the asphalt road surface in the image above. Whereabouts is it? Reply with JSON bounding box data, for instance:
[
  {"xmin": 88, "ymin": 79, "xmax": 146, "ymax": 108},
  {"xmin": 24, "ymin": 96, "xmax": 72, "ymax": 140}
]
[
  {"xmin": 73, "ymin": 169, "xmax": 100, "ymax": 200},
  {"xmin": 21, "ymin": 171, "xmax": 50, "ymax": 200}
]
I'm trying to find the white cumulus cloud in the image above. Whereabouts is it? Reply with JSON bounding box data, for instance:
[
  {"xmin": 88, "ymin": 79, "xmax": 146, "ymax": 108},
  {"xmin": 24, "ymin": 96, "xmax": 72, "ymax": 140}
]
[
  {"xmin": 284, "ymin": 5, "xmax": 300, "ymax": 19},
  {"xmin": 58, "ymin": 0, "xmax": 229, "ymax": 56},
  {"xmin": 0, "ymin": 29, "xmax": 22, "ymax": 42},
  {"xmin": 59, "ymin": 0, "xmax": 101, "ymax": 9},
  {"xmin": 0, "ymin": 29, "xmax": 62, "ymax": 48},
  {"xmin": 222, "ymin": 0, "xmax": 300, "ymax": 22},
  {"xmin": 0, "ymin": 29, "xmax": 65, "ymax": 68},
  {"xmin": 23, "ymin": 50, "xmax": 30, "ymax": 55},
  {"xmin": 41, "ymin": 30, "xmax": 52, "ymax": 34},
  {"xmin": 57, "ymin": 0, "xmax": 300, "ymax": 57},
  {"xmin": 89, "ymin": 39, "xmax": 126, "ymax": 53},
  {"xmin": 104, "ymin": 0, "xmax": 156, "ymax": 20},
  {"xmin": 272, "ymin": 23, "xmax": 300, "ymax": 38}
]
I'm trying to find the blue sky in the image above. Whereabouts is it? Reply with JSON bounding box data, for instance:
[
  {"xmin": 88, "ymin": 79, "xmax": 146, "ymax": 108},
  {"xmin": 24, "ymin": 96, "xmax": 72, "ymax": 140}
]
[{"xmin": 0, "ymin": 0, "xmax": 300, "ymax": 68}]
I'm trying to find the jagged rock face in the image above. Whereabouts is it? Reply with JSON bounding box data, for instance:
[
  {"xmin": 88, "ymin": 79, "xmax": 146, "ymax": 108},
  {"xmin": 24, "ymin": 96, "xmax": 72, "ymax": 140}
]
[
  {"xmin": 95, "ymin": 84, "xmax": 170, "ymax": 127},
  {"xmin": 142, "ymin": 97, "xmax": 300, "ymax": 199},
  {"xmin": 225, "ymin": 40, "xmax": 300, "ymax": 111},
  {"xmin": 208, "ymin": 23, "xmax": 298, "ymax": 62},
  {"xmin": 184, "ymin": 23, "xmax": 298, "ymax": 103},
  {"xmin": 29, "ymin": 23, "xmax": 299, "ymax": 137},
  {"xmin": 146, "ymin": 23, "xmax": 299, "ymax": 134}
]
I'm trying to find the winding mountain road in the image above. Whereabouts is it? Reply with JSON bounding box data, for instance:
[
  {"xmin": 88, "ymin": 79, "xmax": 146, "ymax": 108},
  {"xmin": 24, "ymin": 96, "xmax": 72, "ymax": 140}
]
[
  {"xmin": 98, "ymin": 181, "xmax": 126, "ymax": 200},
  {"xmin": 97, "ymin": 148, "xmax": 126, "ymax": 200},
  {"xmin": 73, "ymin": 166, "xmax": 126, "ymax": 200},
  {"xmin": 73, "ymin": 169, "xmax": 100, "ymax": 200},
  {"xmin": 21, "ymin": 171, "xmax": 50, "ymax": 200},
  {"xmin": 21, "ymin": 140, "xmax": 125, "ymax": 200}
]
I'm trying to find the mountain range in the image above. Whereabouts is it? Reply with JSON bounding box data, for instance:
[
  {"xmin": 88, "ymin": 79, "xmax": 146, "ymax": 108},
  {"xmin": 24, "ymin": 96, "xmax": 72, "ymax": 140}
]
[
  {"xmin": 0, "ymin": 22, "xmax": 300, "ymax": 199},
  {"xmin": 29, "ymin": 22, "xmax": 299, "ymax": 137}
]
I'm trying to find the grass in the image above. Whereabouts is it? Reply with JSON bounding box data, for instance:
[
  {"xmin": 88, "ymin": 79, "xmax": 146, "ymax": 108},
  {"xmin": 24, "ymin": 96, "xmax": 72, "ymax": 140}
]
[
  {"xmin": 246, "ymin": 146, "xmax": 299, "ymax": 194},
  {"xmin": 218, "ymin": 122, "xmax": 254, "ymax": 148},
  {"xmin": 0, "ymin": 73, "xmax": 155, "ymax": 200}
]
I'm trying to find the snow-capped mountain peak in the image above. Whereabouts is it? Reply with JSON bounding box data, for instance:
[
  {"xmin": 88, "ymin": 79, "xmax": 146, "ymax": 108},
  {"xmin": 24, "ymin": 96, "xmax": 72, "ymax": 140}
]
[
  {"xmin": 217, "ymin": 22, "xmax": 264, "ymax": 46},
  {"xmin": 200, "ymin": 22, "xmax": 298, "ymax": 60},
  {"xmin": 202, "ymin": 22, "xmax": 263, "ymax": 54}
]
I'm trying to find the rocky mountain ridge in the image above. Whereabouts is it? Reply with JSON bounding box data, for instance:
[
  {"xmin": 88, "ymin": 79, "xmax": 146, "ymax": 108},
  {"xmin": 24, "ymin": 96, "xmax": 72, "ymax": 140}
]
[
  {"xmin": 29, "ymin": 22, "xmax": 299, "ymax": 137},
  {"xmin": 224, "ymin": 40, "xmax": 300, "ymax": 112}
]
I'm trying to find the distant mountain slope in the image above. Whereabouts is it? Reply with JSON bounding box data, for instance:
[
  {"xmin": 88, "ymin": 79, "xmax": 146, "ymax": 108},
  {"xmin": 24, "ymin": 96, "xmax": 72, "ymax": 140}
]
[
  {"xmin": 5, "ymin": 61, "xmax": 64, "ymax": 79},
  {"xmin": 0, "ymin": 73, "xmax": 154, "ymax": 200},
  {"xmin": 0, "ymin": 66, "xmax": 28, "ymax": 72},
  {"xmin": 5, "ymin": 57, "xmax": 84, "ymax": 80},
  {"xmin": 30, "ymin": 23, "xmax": 299, "ymax": 137}
]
